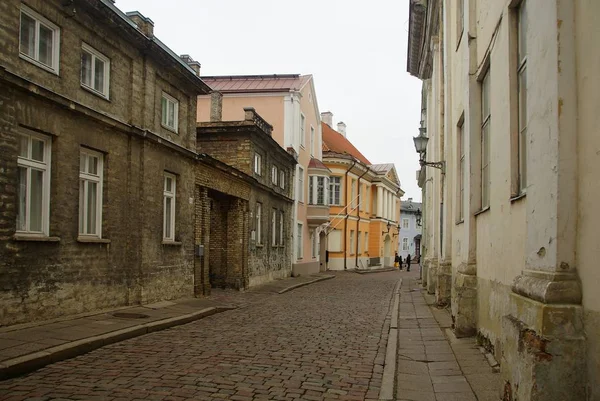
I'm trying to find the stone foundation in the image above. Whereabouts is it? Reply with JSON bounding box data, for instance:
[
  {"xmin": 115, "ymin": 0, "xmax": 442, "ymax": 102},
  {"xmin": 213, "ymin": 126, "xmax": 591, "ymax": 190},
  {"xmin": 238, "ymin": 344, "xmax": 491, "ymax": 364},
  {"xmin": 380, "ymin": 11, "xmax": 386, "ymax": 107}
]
[
  {"xmin": 452, "ymin": 262, "xmax": 477, "ymax": 337},
  {"xmin": 436, "ymin": 259, "xmax": 452, "ymax": 306},
  {"xmin": 426, "ymin": 257, "xmax": 438, "ymax": 295}
]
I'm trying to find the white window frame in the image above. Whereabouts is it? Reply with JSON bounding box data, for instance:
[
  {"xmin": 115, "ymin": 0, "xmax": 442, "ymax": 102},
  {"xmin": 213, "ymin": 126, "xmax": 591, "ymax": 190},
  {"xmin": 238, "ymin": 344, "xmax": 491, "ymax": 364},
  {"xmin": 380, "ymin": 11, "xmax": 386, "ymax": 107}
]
[
  {"xmin": 329, "ymin": 176, "xmax": 341, "ymax": 206},
  {"xmin": 458, "ymin": 116, "xmax": 465, "ymax": 221},
  {"xmin": 481, "ymin": 69, "xmax": 491, "ymax": 209},
  {"xmin": 81, "ymin": 43, "xmax": 110, "ymax": 99},
  {"xmin": 297, "ymin": 222, "xmax": 303, "ymax": 259},
  {"xmin": 300, "ymin": 113, "xmax": 306, "ymax": 148},
  {"xmin": 272, "ymin": 165, "xmax": 278, "ymax": 185},
  {"xmin": 298, "ymin": 167, "xmax": 304, "ymax": 203},
  {"xmin": 79, "ymin": 149, "xmax": 104, "ymax": 238},
  {"xmin": 16, "ymin": 132, "xmax": 52, "ymax": 236},
  {"xmin": 254, "ymin": 153, "xmax": 262, "ymax": 176},
  {"xmin": 364, "ymin": 232, "xmax": 369, "ymax": 254},
  {"xmin": 350, "ymin": 230, "xmax": 355, "ymax": 255},
  {"xmin": 272, "ymin": 208, "xmax": 277, "ymax": 246},
  {"xmin": 279, "ymin": 210, "xmax": 284, "ymax": 245},
  {"xmin": 279, "ymin": 170, "xmax": 285, "ymax": 189},
  {"xmin": 517, "ymin": 1, "xmax": 528, "ymax": 194},
  {"xmin": 402, "ymin": 218, "xmax": 410, "ymax": 230},
  {"xmin": 351, "ymin": 179, "xmax": 357, "ymax": 208},
  {"xmin": 163, "ymin": 173, "xmax": 176, "ymax": 241},
  {"xmin": 19, "ymin": 4, "xmax": 60, "ymax": 74},
  {"xmin": 357, "ymin": 231, "xmax": 362, "ymax": 254},
  {"xmin": 402, "ymin": 237, "xmax": 409, "ymax": 251},
  {"xmin": 161, "ymin": 92, "xmax": 179, "ymax": 133},
  {"xmin": 256, "ymin": 202, "xmax": 263, "ymax": 245},
  {"xmin": 310, "ymin": 126, "xmax": 315, "ymax": 156}
]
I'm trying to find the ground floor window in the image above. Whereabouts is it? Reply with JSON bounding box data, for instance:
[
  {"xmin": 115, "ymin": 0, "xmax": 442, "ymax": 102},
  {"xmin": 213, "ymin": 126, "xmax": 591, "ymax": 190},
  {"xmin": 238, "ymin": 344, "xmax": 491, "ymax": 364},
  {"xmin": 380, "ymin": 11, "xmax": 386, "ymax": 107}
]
[{"xmin": 297, "ymin": 223, "xmax": 303, "ymax": 258}]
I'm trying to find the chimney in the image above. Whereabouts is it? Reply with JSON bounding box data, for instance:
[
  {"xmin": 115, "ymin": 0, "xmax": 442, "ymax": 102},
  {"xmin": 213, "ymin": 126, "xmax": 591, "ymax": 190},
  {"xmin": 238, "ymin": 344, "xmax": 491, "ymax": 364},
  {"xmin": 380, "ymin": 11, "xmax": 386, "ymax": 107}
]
[
  {"xmin": 337, "ymin": 122, "xmax": 347, "ymax": 138},
  {"xmin": 126, "ymin": 11, "xmax": 154, "ymax": 38},
  {"xmin": 180, "ymin": 54, "xmax": 201, "ymax": 76},
  {"xmin": 321, "ymin": 111, "xmax": 333, "ymax": 127},
  {"xmin": 408, "ymin": 198, "xmax": 413, "ymax": 202},
  {"xmin": 210, "ymin": 91, "xmax": 223, "ymax": 122}
]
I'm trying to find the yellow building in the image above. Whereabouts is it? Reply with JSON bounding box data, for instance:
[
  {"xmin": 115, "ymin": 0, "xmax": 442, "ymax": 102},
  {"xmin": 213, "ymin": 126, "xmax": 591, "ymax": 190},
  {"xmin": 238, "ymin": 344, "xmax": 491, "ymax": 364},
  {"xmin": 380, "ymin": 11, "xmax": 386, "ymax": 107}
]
[{"xmin": 321, "ymin": 113, "xmax": 403, "ymax": 270}]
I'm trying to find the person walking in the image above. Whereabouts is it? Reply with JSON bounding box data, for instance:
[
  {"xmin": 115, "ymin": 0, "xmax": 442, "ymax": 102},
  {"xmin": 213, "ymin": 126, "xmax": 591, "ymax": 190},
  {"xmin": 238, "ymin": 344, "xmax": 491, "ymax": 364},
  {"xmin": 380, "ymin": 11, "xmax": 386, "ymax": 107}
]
[
  {"xmin": 394, "ymin": 252, "xmax": 400, "ymax": 269},
  {"xmin": 406, "ymin": 254, "xmax": 411, "ymax": 271}
]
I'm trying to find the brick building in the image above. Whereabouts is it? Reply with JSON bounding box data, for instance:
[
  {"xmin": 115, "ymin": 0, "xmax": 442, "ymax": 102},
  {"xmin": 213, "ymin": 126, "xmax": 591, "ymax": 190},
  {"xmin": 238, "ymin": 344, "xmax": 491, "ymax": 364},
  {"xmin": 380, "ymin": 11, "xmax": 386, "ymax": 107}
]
[
  {"xmin": 197, "ymin": 104, "xmax": 296, "ymax": 288},
  {"xmin": 0, "ymin": 0, "xmax": 211, "ymax": 325}
]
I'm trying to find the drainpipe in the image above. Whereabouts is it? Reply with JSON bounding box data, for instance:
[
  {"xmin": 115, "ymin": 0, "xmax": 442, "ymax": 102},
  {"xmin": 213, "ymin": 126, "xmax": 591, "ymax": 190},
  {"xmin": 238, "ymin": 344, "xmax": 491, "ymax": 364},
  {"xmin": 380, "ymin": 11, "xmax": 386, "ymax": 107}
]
[
  {"xmin": 355, "ymin": 166, "xmax": 370, "ymax": 268},
  {"xmin": 343, "ymin": 159, "xmax": 357, "ymax": 270}
]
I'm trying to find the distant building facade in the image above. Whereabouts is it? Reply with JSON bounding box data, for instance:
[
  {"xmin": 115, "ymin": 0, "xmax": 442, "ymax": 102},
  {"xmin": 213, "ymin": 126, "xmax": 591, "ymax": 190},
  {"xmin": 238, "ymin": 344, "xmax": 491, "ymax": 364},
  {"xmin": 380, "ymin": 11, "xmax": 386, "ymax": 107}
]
[
  {"xmin": 399, "ymin": 199, "xmax": 422, "ymax": 261},
  {"xmin": 321, "ymin": 114, "xmax": 403, "ymax": 270}
]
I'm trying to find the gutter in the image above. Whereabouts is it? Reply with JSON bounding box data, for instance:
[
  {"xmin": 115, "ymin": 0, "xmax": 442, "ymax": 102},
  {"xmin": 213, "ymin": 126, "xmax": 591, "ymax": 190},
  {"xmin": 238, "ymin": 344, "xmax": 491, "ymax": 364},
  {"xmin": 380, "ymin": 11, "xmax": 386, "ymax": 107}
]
[
  {"xmin": 343, "ymin": 159, "xmax": 357, "ymax": 270},
  {"xmin": 355, "ymin": 167, "xmax": 371, "ymax": 268}
]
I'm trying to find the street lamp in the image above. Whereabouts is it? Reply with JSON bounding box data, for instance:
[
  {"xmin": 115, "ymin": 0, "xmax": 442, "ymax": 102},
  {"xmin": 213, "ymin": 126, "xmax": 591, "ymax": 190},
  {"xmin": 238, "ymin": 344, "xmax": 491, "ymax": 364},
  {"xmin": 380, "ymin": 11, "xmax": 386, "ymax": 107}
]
[
  {"xmin": 415, "ymin": 208, "xmax": 422, "ymax": 227},
  {"xmin": 382, "ymin": 221, "xmax": 392, "ymax": 236},
  {"xmin": 413, "ymin": 127, "xmax": 445, "ymax": 173}
]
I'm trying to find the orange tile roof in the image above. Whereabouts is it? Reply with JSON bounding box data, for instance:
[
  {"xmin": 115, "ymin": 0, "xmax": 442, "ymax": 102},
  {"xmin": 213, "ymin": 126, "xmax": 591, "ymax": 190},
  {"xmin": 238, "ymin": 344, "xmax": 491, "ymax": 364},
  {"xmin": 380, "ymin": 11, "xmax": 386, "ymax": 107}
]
[{"xmin": 321, "ymin": 122, "xmax": 371, "ymax": 165}]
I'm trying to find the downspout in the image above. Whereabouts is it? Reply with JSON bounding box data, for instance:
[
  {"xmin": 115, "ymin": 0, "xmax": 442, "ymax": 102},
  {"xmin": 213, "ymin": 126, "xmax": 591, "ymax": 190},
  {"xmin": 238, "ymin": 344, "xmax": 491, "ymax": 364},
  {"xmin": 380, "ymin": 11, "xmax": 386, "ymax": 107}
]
[
  {"xmin": 355, "ymin": 166, "xmax": 370, "ymax": 268},
  {"xmin": 343, "ymin": 159, "xmax": 357, "ymax": 270}
]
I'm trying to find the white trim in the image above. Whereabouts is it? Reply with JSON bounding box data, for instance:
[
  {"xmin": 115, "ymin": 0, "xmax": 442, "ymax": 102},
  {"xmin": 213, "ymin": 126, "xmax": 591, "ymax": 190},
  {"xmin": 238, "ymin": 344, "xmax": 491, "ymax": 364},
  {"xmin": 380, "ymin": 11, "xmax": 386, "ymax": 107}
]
[
  {"xmin": 299, "ymin": 112, "xmax": 306, "ymax": 148},
  {"xmin": 163, "ymin": 173, "xmax": 176, "ymax": 241},
  {"xmin": 161, "ymin": 92, "xmax": 179, "ymax": 133},
  {"xmin": 254, "ymin": 152, "xmax": 262, "ymax": 176},
  {"xmin": 81, "ymin": 43, "xmax": 111, "ymax": 99},
  {"xmin": 296, "ymin": 222, "xmax": 303, "ymax": 259},
  {"xmin": 79, "ymin": 148, "xmax": 104, "ymax": 238},
  {"xmin": 297, "ymin": 166, "xmax": 304, "ymax": 203},
  {"xmin": 19, "ymin": 4, "xmax": 61, "ymax": 74},
  {"xmin": 256, "ymin": 202, "xmax": 263, "ymax": 245}
]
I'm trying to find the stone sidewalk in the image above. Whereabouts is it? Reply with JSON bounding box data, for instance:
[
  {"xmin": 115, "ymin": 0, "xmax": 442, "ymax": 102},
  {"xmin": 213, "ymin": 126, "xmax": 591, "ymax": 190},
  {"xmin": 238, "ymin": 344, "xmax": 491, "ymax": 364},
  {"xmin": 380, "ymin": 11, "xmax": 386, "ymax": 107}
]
[
  {"xmin": 0, "ymin": 273, "xmax": 334, "ymax": 380},
  {"xmin": 396, "ymin": 271, "xmax": 501, "ymax": 401}
]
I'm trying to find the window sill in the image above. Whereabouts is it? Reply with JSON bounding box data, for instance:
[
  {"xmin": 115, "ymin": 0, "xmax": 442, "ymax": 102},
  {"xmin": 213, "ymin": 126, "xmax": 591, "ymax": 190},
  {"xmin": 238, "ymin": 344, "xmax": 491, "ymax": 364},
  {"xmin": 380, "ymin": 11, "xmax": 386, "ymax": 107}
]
[
  {"xmin": 19, "ymin": 53, "xmax": 59, "ymax": 75},
  {"xmin": 256, "ymin": 244, "xmax": 264, "ymax": 248},
  {"xmin": 160, "ymin": 124, "xmax": 179, "ymax": 135},
  {"xmin": 81, "ymin": 84, "xmax": 110, "ymax": 101},
  {"xmin": 78, "ymin": 236, "xmax": 111, "ymax": 244},
  {"xmin": 510, "ymin": 192, "xmax": 526, "ymax": 203},
  {"xmin": 162, "ymin": 240, "xmax": 182, "ymax": 246},
  {"xmin": 14, "ymin": 234, "xmax": 60, "ymax": 242},
  {"xmin": 455, "ymin": 219, "xmax": 464, "ymax": 226},
  {"xmin": 474, "ymin": 207, "xmax": 490, "ymax": 217}
]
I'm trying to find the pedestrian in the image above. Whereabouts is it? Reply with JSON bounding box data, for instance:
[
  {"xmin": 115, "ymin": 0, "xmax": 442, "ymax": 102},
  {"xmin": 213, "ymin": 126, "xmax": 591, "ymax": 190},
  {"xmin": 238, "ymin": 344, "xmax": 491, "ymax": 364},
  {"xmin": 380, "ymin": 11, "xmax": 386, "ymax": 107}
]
[
  {"xmin": 394, "ymin": 251, "xmax": 400, "ymax": 269},
  {"xmin": 398, "ymin": 254, "xmax": 403, "ymax": 270},
  {"xmin": 406, "ymin": 254, "xmax": 411, "ymax": 271}
]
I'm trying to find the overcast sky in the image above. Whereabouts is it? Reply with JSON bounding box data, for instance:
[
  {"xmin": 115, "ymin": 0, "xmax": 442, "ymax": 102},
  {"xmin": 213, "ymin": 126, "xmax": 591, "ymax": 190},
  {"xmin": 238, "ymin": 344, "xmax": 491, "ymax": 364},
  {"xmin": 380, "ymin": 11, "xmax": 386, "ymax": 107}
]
[{"xmin": 116, "ymin": 0, "xmax": 423, "ymax": 202}]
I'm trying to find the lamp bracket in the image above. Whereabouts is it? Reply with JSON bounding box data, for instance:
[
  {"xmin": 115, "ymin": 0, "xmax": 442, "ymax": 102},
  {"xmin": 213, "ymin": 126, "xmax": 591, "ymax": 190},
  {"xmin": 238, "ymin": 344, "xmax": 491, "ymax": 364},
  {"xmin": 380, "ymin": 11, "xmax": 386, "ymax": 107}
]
[{"xmin": 420, "ymin": 159, "xmax": 446, "ymax": 174}]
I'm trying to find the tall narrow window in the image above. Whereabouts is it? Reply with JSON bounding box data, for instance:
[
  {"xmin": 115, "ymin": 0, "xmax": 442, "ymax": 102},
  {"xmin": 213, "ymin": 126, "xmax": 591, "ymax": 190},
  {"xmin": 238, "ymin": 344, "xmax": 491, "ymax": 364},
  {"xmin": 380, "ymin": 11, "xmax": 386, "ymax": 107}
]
[
  {"xmin": 481, "ymin": 70, "xmax": 491, "ymax": 209},
  {"xmin": 256, "ymin": 202, "xmax": 262, "ymax": 245},
  {"xmin": 19, "ymin": 5, "xmax": 60, "ymax": 73},
  {"xmin": 402, "ymin": 237, "xmax": 409, "ymax": 251},
  {"xmin": 350, "ymin": 230, "xmax": 355, "ymax": 255},
  {"xmin": 458, "ymin": 117, "xmax": 465, "ymax": 221},
  {"xmin": 357, "ymin": 232, "xmax": 362, "ymax": 254},
  {"xmin": 351, "ymin": 179, "xmax": 357, "ymax": 208},
  {"xmin": 317, "ymin": 177, "xmax": 325, "ymax": 205},
  {"xmin": 79, "ymin": 149, "xmax": 104, "ymax": 237},
  {"xmin": 517, "ymin": 1, "xmax": 528, "ymax": 193},
  {"xmin": 298, "ymin": 167, "xmax": 304, "ymax": 202},
  {"xmin": 272, "ymin": 208, "xmax": 277, "ymax": 246},
  {"xmin": 309, "ymin": 176, "xmax": 314, "ymax": 204},
  {"xmin": 163, "ymin": 173, "xmax": 176, "ymax": 241},
  {"xmin": 329, "ymin": 177, "xmax": 341, "ymax": 205},
  {"xmin": 364, "ymin": 232, "xmax": 369, "ymax": 254},
  {"xmin": 279, "ymin": 211, "xmax": 284, "ymax": 245},
  {"xmin": 402, "ymin": 218, "xmax": 409, "ymax": 229},
  {"xmin": 161, "ymin": 92, "xmax": 179, "ymax": 132},
  {"xmin": 311, "ymin": 231, "xmax": 316, "ymax": 258},
  {"xmin": 300, "ymin": 114, "xmax": 306, "ymax": 147},
  {"xmin": 280, "ymin": 170, "xmax": 285, "ymax": 189},
  {"xmin": 297, "ymin": 223, "xmax": 303, "ymax": 258},
  {"xmin": 271, "ymin": 165, "xmax": 278, "ymax": 185},
  {"xmin": 254, "ymin": 153, "xmax": 262, "ymax": 176},
  {"xmin": 81, "ymin": 44, "xmax": 110, "ymax": 98},
  {"xmin": 16, "ymin": 132, "xmax": 51, "ymax": 235},
  {"xmin": 310, "ymin": 126, "xmax": 315, "ymax": 156}
]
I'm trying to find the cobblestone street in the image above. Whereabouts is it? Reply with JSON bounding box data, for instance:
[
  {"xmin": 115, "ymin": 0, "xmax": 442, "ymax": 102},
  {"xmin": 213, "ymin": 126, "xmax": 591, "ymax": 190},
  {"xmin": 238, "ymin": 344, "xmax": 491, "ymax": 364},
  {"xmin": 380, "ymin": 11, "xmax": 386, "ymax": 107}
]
[{"xmin": 0, "ymin": 272, "xmax": 398, "ymax": 401}]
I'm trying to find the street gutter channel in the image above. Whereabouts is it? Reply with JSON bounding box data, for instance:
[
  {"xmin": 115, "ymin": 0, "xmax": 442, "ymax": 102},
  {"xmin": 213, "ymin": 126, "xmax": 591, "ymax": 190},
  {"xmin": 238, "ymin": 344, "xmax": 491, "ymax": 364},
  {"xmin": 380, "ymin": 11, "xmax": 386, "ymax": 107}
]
[{"xmin": 379, "ymin": 278, "xmax": 401, "ymax": 401}]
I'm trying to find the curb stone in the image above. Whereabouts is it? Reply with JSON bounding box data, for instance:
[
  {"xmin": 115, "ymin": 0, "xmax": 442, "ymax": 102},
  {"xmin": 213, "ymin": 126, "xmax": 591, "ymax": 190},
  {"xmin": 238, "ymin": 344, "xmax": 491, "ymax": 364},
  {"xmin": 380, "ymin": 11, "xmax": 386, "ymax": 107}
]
[
  {"xmin": 0, "ymin": 306, "xmax": 233, "ymax": 380},
  {"xmin": 379, "ymin": 278, "xmax": 402, "ymax": 401},
  {"xmin": 277, "ymin": 275, "xmax": 335, "ymax": 294}
]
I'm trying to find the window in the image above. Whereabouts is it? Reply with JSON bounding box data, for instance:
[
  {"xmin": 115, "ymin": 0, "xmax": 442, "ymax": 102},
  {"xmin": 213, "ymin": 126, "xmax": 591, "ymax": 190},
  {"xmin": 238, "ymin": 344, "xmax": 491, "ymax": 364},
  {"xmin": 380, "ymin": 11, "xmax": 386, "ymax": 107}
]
[
  {"xmin": 79, "ymin": 149, "xmax": 104, "ymax": 237},
  {"xmin": 300, "ymin": 113, "xmax": 306, "ymax": 147},
  {"xmin": 280, "ymin": 170, "xmax": 285, "ymax": 189},
  {"xmin": 163, "ymin": 173, "xmax": 176, "ymax": 241},
  {"xmin": 357, "ymin": 232, "xmax": 362, "ymax": 254},
  {"xmin": 458, "ymin": 116, "xmax": 465, "ymax": 221},
  {"xmin": 402, "ymin": 218, "xmax": 409, "ymax": 230},
  {"xmin": 351, "ymin": 179, "xmax": 357, "ymax": 208},
  {"xmin": 457, "ymin": 0, "xmax": 464, "ymax": 46},
  {"xmin": 366, "ymin": 185, "xmax": 370, "ymax": 213},
  {"xmin": 402, "ymin": 237, "xmax": 409, "ymax": 251},
  {"xmin": 272, "ymin": 165, "xmax": 278, "ymax": 185},
  {"xmin": 19, "ymin": 5, "xmax": 60, "ymax": 73},
  {"xmin": 350, "ymin": 230, "xmax": 355, "ymax": 255},
  {"xmin": 329, "ymin": 177, "xmax": 341, "ymax": 205},
  {"xmin": 310, "ymin": 176, "xmax": 326, "ymax": 205},
  {"xmin": 16, "ymin": 132, "xmax": 51, "ymax": 235},
  {"xmin": 481, "ymin": 70, "xmax": 491, "ymax": 209},
  {"xmin": 256, "ymin": 202, "xmax": 262, "ymax": 245},
  {"xmin": 310, "ymin": 126, "xmax": 315, "ymax": 156},
  {"xmin": 161, "ymin": 92, "xmax": 179, "ymax": 132},
  {"xmin": 297, "ymin": 223, "xmax": 303, "ymax": 258},
  {"xmin": 81, "ymin": 44, "xmax": 110, "ymax": 98},
  {"xmin": 328, "ymin": 229, "xmax": 342, "ymax": 252},
  {"xmin": 517, "ymin": 1, "xmax": 528, "ymax": 193},
  {"xmin": 254, "ymin": 153, "xmax": 262, "ymax": 176},
  {"xmin": 298, "ymin": 167, "xmax": 304, "ymax": 203},
  {"xmin": 364, "ymin": 232, "xmax": 369, "ymax": 254},
  {"xmin": 279, "ymin": 211, "xmax": 284, "ymax": 245},
  {"xmin": 311, "ymin": 231, "xmax": 316, "ymax": 258},
  {"xmin": 309, "ymin": 176, "xmax": 314, "ymax": 205},
  {"xmin": 272, "ymin": 208, "xmax": 277, "ymax": 246}
]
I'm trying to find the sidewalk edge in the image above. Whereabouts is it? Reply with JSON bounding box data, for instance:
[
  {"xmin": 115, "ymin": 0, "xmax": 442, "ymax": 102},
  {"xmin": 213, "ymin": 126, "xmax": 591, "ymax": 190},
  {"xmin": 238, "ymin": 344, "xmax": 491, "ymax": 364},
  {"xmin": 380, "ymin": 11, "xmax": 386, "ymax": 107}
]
[
  {"xmin": 0, "ymin": 306, "xmax": 233, "ymax": 381},
  {"xmin": 379, "ymin": 279, "xmax": 401, "ymax": 401},
  {"xmin": 277, "ymin": 275, "xmax": 335, "ymax": 294}
]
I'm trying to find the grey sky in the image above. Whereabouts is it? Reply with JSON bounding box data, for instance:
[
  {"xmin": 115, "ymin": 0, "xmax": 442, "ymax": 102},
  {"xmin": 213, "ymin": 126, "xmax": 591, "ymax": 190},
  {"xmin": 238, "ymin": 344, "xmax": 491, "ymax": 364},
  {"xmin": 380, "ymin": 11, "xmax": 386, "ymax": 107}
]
[{"xmin": 116, "ymin": 0, "xmax": 423, "ymax": 202}]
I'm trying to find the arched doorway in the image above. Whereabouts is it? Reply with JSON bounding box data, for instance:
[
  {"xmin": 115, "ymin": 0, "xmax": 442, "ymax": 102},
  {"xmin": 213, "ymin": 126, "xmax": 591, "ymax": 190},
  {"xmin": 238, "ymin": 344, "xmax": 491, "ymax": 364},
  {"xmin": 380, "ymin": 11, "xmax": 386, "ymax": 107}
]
[{"xmin": 383, "ymin": 234, "xmax": 392, "ymax": 267}]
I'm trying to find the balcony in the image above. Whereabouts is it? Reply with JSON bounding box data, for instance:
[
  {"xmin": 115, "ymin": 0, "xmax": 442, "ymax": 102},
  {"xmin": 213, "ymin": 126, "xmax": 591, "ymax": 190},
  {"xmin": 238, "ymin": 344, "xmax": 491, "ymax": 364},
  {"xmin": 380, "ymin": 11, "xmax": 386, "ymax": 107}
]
[{"xmin": 307, "ymin": 204, "xmax": 330, "ymax": 227}]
